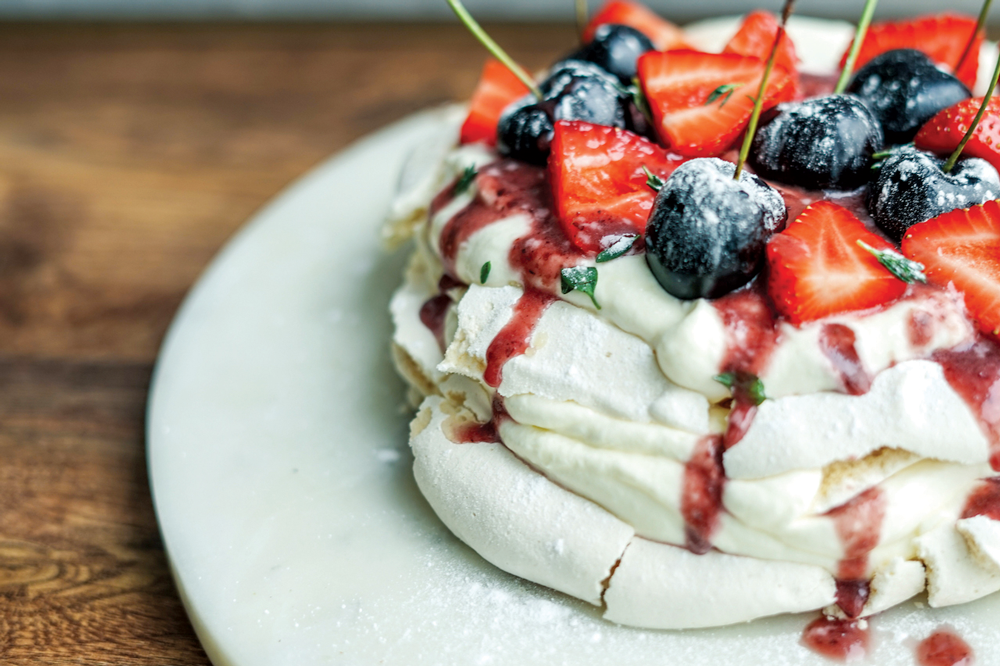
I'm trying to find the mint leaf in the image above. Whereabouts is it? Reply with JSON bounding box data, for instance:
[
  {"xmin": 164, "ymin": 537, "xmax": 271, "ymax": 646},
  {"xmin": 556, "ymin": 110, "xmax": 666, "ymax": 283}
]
[
  {"xmin": 480, "ymin": 261, "xmax": 491, "ymax": 284},
  {"xmin": 455, "ymin": 165, "xmax": 478, "ymax": 194},
  {"xmin": 596, "ymin": 234, "xmax": 639, "ymax": 263},
  {"xmin": 856, "ymin": 240, "xmax": 927, "ymax": 284},
  {"xmin": 560, "ymin": 266, "xmax": 600, "ymax": 309},
  {"xmin": 706, "ymin": 83, "xmax": 740, "ymax": 107},
  {"xmin": 713, "ymin": 372, "xmax": 735, "ymax": 389},
  {"xmin": 747, "ymin": 376, "xmax": 766, "ymax": 406},
  {"xmin": 642, "ymin": 165, "xmax": 664, "ymax": 192}
]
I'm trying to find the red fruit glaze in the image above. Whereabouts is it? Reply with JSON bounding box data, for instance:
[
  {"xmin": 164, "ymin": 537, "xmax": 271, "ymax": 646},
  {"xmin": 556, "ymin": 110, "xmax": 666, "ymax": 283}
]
[
  {"xmin": 548, "ymin": 120, "xmax": 684, "ymax": 254},
  {"xmin": 723, "ymin": 10, "xmax": 799, "ymax": 94},
  {"xmin": 916, "ymin": 630, "xmax": 974, "ymax": 666},
  {"xmin": 903, "ymin": 200, "xmax": 1000, "ymax": 338},
  {"xmin": 582, "ymin": 0, "xmax": 688, "ymax": 51},
  {"xmin": 460, "ymin": 59, "xmax": 530, "ymax": 147},
  {"xmin": 916, "ymin": 97, "xmax": 1000, "ymax": 174},
  {"xmin": 419, "ymin": 294, "xmax": 451, "ymax": 353},
  {"xmin": 820, "ymin": 323, "xmax": 872, "ymax": 396},
  {"xmin": 933, "ymin": 338, "xmax": 1000, "ymax": 471},
  {"xmin": 681, "ymin": 434, "xmax": 726, "ymax": 554},
  {"xmin": 638, "ymin": 49, "xmax": 795, "ymax": 157},
  {"xmin": 962, "ymin": 477, "xmax": 1000, "ymax": 520},
  {"xmin": 802, "ymin": 616, "xmax": 870, "ymax": 661},
  {"xmin": 715, "ymin": 285, "xmax": 782, "ymax": 378},
  {"xmin": 483, "ymin": 288, "xmax": 555, "ymax": 389},
  {"xmin": 839, "ymin": 13, "xmax": 981, "ymax": 90},
  {"xmin": 826, "ymin": 487, "xmax": 885, "ymax": 617},
  {"xmin": 767, "ymin": 201, "xmax": 907, "ymax": 325}
]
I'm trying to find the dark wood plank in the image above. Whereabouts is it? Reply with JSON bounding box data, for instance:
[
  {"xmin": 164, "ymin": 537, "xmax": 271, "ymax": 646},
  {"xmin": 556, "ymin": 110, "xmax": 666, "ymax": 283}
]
[{"xmin": 0, "ymin": 22, "xmax": 573, "ymax": 664}]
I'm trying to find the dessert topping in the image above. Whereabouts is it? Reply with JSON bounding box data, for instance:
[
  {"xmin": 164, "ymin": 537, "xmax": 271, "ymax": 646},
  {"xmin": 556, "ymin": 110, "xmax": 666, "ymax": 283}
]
[
  {"xmin": 460, "ymin": 60, "xmax": 531, "ymax": 146},
  {"xmin": 916, "ymin": 96, "xmax": 1000, "ymax": 175},
  {"xmin": 916, "ymin": 630, "xmax": 974, "ymax": 666},
  {"xmin": 566, "ymin": 23, "xmax": 655, "ymax": 85},
  {"xmin": 581, "ymin": 0, "xmax": 688, "ymax": 51}
]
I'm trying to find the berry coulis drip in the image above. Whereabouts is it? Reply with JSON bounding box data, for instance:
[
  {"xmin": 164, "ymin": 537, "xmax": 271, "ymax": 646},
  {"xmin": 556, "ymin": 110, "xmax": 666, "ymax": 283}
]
[
  {"xmin": 825, "ymin": 487, "xmax": 885, "ymax": 618},
  {"xmin": 820, "ymin": 323, "xmax": 872, "ymax": 395},
  {"xmin": 483, "ymin": 288, "xmax": 555, "ymax": 389},
  {"xmin": 681, "ymin": 434, "xmax": 726, "ymax": 554},
  {"xmin": 916, "ymin": 630, "xmax": 974, "ymax": 666},
  {"xmin": 448, "ymin": 394, "xmax": 508, "ymax": 444},
  {"xmin": 801, "ymin": 616, "xmax": 870, "ymax": 661},
  {"xmin": 932, "ymin": 336, "xmax": 1000, "ymax": 471},
  {"xmin": 962, "ymin": 476, "xmax": 1000, "ymax": 520},
  {"xmin": 714, "ymin": 284, "xmax": 781, "ymax": 378},
  {"xmin": 419, "ymin": 275, "xmax": 464, "ymax": 351}
]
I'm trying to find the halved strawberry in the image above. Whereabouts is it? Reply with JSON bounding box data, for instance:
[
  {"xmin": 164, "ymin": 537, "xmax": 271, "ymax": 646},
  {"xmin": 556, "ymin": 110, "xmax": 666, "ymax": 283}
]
[
  {"xmin": 638, "ymin": 50, "xmax": 795, "ymax": 157},
  {"xmin": 767, "ymin": 201, "xmax": 907, "ymax": 324},
  {"xmin": 549, "ymin": 120, "xmax": 684, "ymax": 254},
  {"xmin": 459, "ymin": 59, "xmax": 531, "ymax": 146},
  {"xmin": 902, "ymin": 201, "xmax": 1000, "ymax": 337},
  {"xmin": 838, "ymin": 13, "xmax": 981, "ymax": 90},
  {"xmin": 582, "ymin": 0, "xmax": 688, "ymax": 51},
  {"xmin": 723, "ymin": 10, "xmax": 799, "ymax": 85},
  {"xmin": 915, "ymin": 97, "xmax": 1000, "ymax": 174}
]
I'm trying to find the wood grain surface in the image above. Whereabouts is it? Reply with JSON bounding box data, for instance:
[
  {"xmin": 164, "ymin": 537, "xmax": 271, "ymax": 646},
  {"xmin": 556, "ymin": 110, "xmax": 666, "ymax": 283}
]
[{"xmin": 0, "ymin": 22, "xmax": 572, "ymax": 664}]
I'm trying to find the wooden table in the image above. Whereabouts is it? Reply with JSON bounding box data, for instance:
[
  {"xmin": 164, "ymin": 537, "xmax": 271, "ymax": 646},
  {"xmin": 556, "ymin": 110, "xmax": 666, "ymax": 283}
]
[{"xmin": 0, "ymin": 22, "xmax": 572, "ymax": 664}]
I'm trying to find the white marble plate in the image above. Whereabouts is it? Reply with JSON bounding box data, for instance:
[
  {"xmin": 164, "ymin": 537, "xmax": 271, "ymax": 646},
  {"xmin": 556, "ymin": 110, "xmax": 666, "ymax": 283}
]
[{"xmin": 147, "ymin": 108, "xmax": 1000, "ymax": 666}]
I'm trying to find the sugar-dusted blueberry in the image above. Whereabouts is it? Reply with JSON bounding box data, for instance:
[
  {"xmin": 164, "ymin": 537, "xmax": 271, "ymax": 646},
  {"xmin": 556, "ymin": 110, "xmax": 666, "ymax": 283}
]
[
  {"xmin": 565, "ymin": 24, "xmax": 655, "ymax": 84},
  {"xmin": 749, "ymin": 94, "xmax": 884, "ymax": 191},
  {"xmin": 849, "ymin": 49, "xmax": 971, "ymax": 145},
  {"xmin": 497, "ymin": 60, "xmax": 629, "ymax": 165},
  {"xmin": 645, "ymin": 158, "xmax": 787, "ymax": 300},
  {"xmin": 868, "ymin": 144, "xmax": 1000, "ymax": 241}
]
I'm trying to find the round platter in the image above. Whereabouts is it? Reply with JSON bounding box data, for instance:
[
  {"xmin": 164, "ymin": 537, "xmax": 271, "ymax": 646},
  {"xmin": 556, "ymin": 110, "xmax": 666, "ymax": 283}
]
[{"xmin": 148, "ymin": 92, "xmax": 1000, "ymax": 666}]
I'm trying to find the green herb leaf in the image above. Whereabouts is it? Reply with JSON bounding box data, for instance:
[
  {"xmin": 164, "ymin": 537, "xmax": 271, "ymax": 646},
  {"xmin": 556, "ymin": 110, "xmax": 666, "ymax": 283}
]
[
  {"xmin": 629, "ymin": 77, "xmax": 654, "ymax": 126},
  {"xmin": 706, "ymin": 83, "xmax": 740, "ymax": 107},
  {"xmin": 480, "ymin": 260, "xmax": 491, "ymax": 284},
  {"xmin": 455, "ymin": 165, "xmax": 478, "ymax": 195},
  {"xmin": 596, "ymin": 234, "xmax": 639, "ymax": 263},
  {"xmin": 642, "ymin": 165, "xmax": 665, "ymax": 192},
  {"xmin": 714, "ymin": 372, "xmax": 766, "ymax": 406},
  {"xmin": 560, "ymin": 266, "xmax": 600, "ymax": 309},
  {"xmin": 857, "ymin": 240, "xmax": 927, "ymax": 284}
]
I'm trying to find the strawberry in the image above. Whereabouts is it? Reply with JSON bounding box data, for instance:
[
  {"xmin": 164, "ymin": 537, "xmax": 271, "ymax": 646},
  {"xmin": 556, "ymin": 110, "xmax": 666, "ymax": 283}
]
[
  {"xmin": 902, "ymin": 200, "xmax": 1000, "ymax": 337},
  {"xmin": 767, "ymin": 201, "xmax": 907, "ymax": 324},
  {"xmin": 549, "ymin": 120, "xmax": 684, "ymax": 254},
  {"xmin": 915, "ymin": 97, "xmax": 1000, "ymax": 174},
  {"xmin": 459, "ymin": 59, "xmax": 531, "ymax": 146},
  {"xmin": 838, "ymin": 13, "xmax": 981, "ymax": 90},
  {"xmin": 638, "ymin": 50, "xmax": 795, "ymax": 157},
  {"xmin": 723, "ymin": 10, "xmax": 799, "ymax": 86},
  {"xmin": 582, "ymin": 0, "xmax": 688, "ymax": 51}
]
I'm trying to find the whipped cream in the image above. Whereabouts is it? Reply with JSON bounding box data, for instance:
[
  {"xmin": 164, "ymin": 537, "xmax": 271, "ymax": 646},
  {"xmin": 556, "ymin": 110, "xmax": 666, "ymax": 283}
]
[{"xmin": 387, "ymin": 17, "xmax": 1000, "ymax": 629}]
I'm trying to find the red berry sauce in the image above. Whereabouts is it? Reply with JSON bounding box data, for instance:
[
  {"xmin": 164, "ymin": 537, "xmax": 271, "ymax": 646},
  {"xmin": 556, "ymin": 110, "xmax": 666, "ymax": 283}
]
[
  {"xmin": 681, "ymin": 434, "xmax": 726, "ymax": 554},
  {"xmin": 916, "ymin": 630, "xmax": 974, "ymax": 666},
  {"xmin": 932, "ymin": 337, "xmax": 1000, "ymax": 471},
  {"xmin": 962, "ymin": 476, "xmax": 1000, "ymax": 521},
  {"xmin": 715, "ymin": 284, "xmax": 782, "ymax": 377},
  {"xmin": 820, "ymin": 323, "xmax": 872, "ymax": 396},
  {"xmin": 419, "ymin": 294, "xmax": 451, "ymax": 352},
  {"xmin": 483, "ymin": 288, "xmax": 555, "ymax": 389},
  {"xmin": 801, "ymin": 616, "xmax": 869, "ymax": 661},
  {"xmin": 825, "ymin": 487, "xmax": 885, "ymax": 617}
]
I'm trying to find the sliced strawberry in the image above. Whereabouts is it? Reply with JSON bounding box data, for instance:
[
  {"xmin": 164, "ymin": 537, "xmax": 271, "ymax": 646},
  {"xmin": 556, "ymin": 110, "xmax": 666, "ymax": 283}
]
[
  {"xmin": 723, "ymin": 10, "xmax": 799, "ymax": 87},
  {"xmin": 638, "ymin": 50, "xmax": 795, "ymax": 157},
  {"xmin": 838, "ymin": 13, "xmax": 981, "ymax": 90},
  {"xmin": 582, "ymin": 0, "xmax": 688, "ymax": 51},
  {"xmin": 915, "ymin": 96, "xmax": 1000, "ymax": 174},
  {"xmin": 902, "ymin": 201, "xmax": 1000, "ymax": 337},
  {"xmin": 767, "ymin": 201, "xmax": 907, "ymax": 325},
  {"xmin": 549, "ymin": 120, "xmax": 684, "ymax": 254},
  {"xmin": 459, "ymin": 59, "xmax": 531, "ymax": 146}
]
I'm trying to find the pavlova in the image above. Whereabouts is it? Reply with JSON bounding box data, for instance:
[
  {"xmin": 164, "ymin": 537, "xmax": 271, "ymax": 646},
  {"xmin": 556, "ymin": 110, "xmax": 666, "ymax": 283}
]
[{"xmin": 385, "ymin": 0, "xmax": 1000, "ymax": 655}]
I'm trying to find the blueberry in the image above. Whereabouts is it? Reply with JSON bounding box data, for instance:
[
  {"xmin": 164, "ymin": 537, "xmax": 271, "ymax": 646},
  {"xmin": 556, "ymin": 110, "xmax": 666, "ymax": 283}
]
[
  {"xmin": 749, "ymin": 94, "xmax": 884, "ymax": 191},
  {"xmin": 497, "ymin": 60, "xmax": 629, "ymax": 165},
  {"xmin": 868, "ymin": 145, "xmax": 1000, "ymax": 241},
  {"xmin": 645, "ymin": 158, "xmax": 787, "ymax": 300},
  {"xmin": 848, "ymin": 49, "xmax": 970, "ymax": 145},
  {"xmin": 565, "ymin": 24, "xmax": 655, "ymax": 85}
]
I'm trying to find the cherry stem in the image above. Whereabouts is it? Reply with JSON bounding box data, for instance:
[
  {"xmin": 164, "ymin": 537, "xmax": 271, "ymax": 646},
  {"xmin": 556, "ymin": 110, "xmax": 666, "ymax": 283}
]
[
  {"xmin": 943, "ymin": 43, "xmax": 1000, "ymax": 173},
  {"xmin": 834, "ymin": 0, "xmax": 879, "ymax": 95},
  {"xmin": 576, "ymin": 0, "xmax": 589, "ymax": 42},
  {"xmin": 735, "ymin": 0, "xmax": 796, "ymax": 181},
  {"xmin": 446, "ymin": 0, "xmax": 542, "ymax": 99},
  {"xmin": 956, "ymin": 0, "xmax": 993, "ymax": 81}
]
